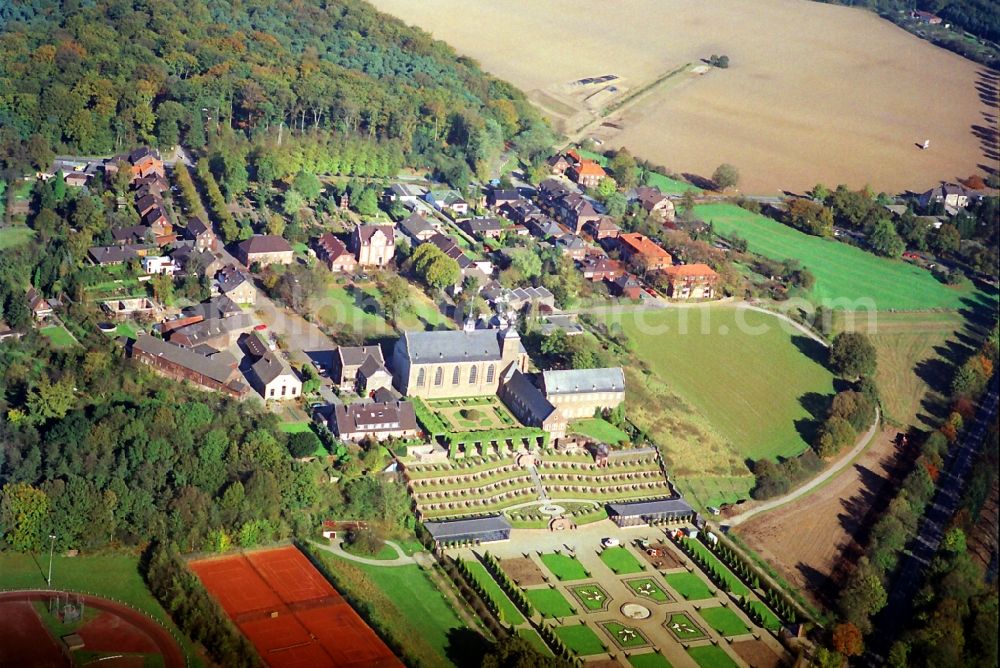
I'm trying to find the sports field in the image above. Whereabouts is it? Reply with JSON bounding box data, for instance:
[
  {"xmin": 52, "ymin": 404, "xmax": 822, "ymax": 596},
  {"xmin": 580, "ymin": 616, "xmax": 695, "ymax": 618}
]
[
  {"xmin": 604, "ymin": 305, "xmax": 836, "ymax": 471},
  {"xmin": 694, "ymin": 203, "xmax": 977, "ymax": 311},
  {"xmin": 371, "ymin": 0, "xmax": 990, "ymax": 193},
  {"xmin": 190, "ymin": 546, "xmax": 401, "ymax": 668}
]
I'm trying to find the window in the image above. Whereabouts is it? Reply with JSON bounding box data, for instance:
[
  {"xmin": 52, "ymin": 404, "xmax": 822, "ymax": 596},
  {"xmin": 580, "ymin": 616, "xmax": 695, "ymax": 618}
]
[
  {"xmin": 281, "ymin": 385, "xmax": 287, "ymax": 396},
  {"xmin": 486, "ymin": 364, "xmax": 495, "ymax": 384},
  {"xmin": 416, "ymin": 368, "xmax": 426, "ymax": 387},
  {"xmin": 469, "ymin": 365, "xmax": 478, "ymax": 384},
  {"xmin": 452, "ymin": 366, "xmax": 461, "ymax": 385},
  {"xmin": 434, "ymin": 367, "xmax": 443, "ymax": 386},
  {"xmin": 269, "ymin": 388, "xmax": 275, "ymax": 397}
]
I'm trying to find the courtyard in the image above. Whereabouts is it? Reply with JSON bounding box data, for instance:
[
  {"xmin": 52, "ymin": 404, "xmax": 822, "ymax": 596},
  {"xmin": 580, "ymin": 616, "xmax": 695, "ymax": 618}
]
[{"xmin": 426, "ymin": 396, "xmax": 519, "ymax": 432}]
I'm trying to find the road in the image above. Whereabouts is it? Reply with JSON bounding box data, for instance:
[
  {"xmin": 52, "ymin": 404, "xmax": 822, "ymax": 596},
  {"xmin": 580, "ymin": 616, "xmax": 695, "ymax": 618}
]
[
  {"xmin": 872, "ymin": 377, "xmax": 999, "ymax": 657},
  {"xmin": 724, "ymin": 406, "xmax": 881, "ymax": 527}
]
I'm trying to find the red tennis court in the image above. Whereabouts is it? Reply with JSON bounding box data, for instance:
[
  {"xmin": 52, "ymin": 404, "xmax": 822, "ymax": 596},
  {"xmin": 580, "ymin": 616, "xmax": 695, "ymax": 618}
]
[{"xmin": 190, "ymin": 546, "xmax": 401, "ymax": 668}]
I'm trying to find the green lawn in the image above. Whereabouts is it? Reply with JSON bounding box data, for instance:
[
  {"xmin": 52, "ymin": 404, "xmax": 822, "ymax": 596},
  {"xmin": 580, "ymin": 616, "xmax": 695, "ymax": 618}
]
[
  {"xmin": 698, "ymin": 605, "xmax": 750, "ymax": 637},
  {"xmin": 312, "ymin": 549, "xmax": 465, "ymax": 667},
  {"xmin": 319, "ymin": 283, "xmax": 390, "ymax": 338},
  {"xmin": 625, "ymin": 578, "xmax": 672, "ymax": 603},
  {"xmin": 676, "ymin": 476, "xmax": 755, "ymax": 513},
  {"xmin": 602, "ymin": 621, "xmax": 648, "ymax": 648},
  {"xmin": 665, "ymin": 612, "xmax": 707, "ymax": 640},
  {"xmin": 341, "ymin": 541, "xmax": 399, "ymax": 561},
  {"xmin": 517, "ymin": 628, "xmax": 553, "ymax": 657},
  {"xmin": 0, "ymin": 225, "xmax": 35, "ymax": 249},
  {"xmin": 694, "ymin": 202, "xmax": 978, "ymax": 311},
  {"xmin": 278, "ymin": 421, "xmax": 312, "ymax": 434},
  {"xmin": 40, "ymin": 325, "xmax": 76, "ymax": 348},
  {"xmin": 599, "ymin": 546, "xmax": 645, "ymax": 575},
  {"xmin": 539, "ymin": 552, "xmax": 589, "ymax": 581},
  {"xmin": 605, "ymin": 305, "xmax": 836, "ymax": 465},
  {"xmin": 524, "ymin": 587, "xmax": 575, "ymax": 618},
  {"xmin": 681, "ymin": 538, "xmax": 750, "ymax": 596},
  {"xmin": 554, "ymin": 623, "xmax": 606, "ymax": 656},
  {"xmin": 746, "ymin": 600, "xmax": 783, "ymax": 632},
  {"xmin": 629, "ymin": 652, "xmax": 674, "ymax": 668},
  {"xmin": 576, "ymin": 148, "xmax": 699, "ymax": 194},
  {"xmin": 687, "ymin": 644, "xmax": 739, "ymax": 668},
  {"xmin": 464, "ymin": 560, "xmax": 525, "ymax": 625},
  {"xmin": 111, "ymin": 322, "xmax": 140, "ymax": 339},
  {"xmin": 664, "ymin": 572, "xmax": 715, "ymax": 601},
  {"xmin": 570, "ymin": 583, "xmax": 611, "ymax": 611},
  {"xmin": 0, "ymin": 553, "xmax": 197, "ymax": 663},
  {"xmin": 569, "ymin": 418, "xmax": 629, "ymax": 444}
]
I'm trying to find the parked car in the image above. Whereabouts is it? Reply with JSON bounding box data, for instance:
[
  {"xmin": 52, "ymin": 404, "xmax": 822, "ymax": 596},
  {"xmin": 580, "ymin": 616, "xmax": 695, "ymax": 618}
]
[
  {"xmin": 601, "ymin": 537, "xmax": 620, "ymax": 548},
  {"xmin": 707, "ymin": 506, "xmax": 721, "ymax": 516},
  {"xmin": 254, "ymin": 323, "xmax": 267, "ymax": 331}
]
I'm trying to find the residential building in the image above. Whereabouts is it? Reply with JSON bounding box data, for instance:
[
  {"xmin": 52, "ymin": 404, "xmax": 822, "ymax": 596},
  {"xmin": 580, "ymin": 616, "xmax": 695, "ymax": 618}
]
[
  {"xmin": 568, "ymin": 160, "xmax": 607, "ymax": 188},
  {"xmin": 917, "ymin": 183, "xmax": 978, "ymax": 213},
  {"xmin": 542, "ymin": 367, "xmax": 626, "ymax": 419},
  {"xmin": 579, "ymin": 256, "xmax": 626, "ymax": 282},
  {"xmin": 89, "ymin": 244, "xmax": 152, "ymax": 265},
  {"xmin": 384, "ymin": 183, "xmax": 428, "ymax": 205},
  {"xmin": 142, "ymin": 255, "xmax": 179, "ymax": 276},
  {"xmin": 26, "ymin": 287, "xmax": 52, "ymax": 321},
  {"xmin": 357, "ymin": 356, "xmax": 393, "ymax": 395},
  {"xmin": 505, "ymin": 286, "xmax": 555, "ymax": 312},
  {"xmin": 331, "ymin": 400, "xmax": 419, "ymax": 442},
  {"xmin": 555, "ymin": 194, "xmax": 601, "ymax": 234},
  {"xmin": 425, "ymin": 189, "xmax": 469, "ymax": 216},
  {"xmin": 181, "ymin": 295, "xmax": 243, "ymax": 321},
  {"xmin": 398, "ymin": 213, "xmax": 437, "ymax": 244},
  {"xmin": 216, "ymin": 266, "xmax": 257, "ymax": 305},
  {"xmin": 546, "ymin": 154, "xmax": 571, "ymax": 176},
  {"xmin": 498, "ymin": 369, "xmax": 567, "ymax": 439},
  {"xmin": 392, "ymin": 328, "xmax": 528, "ymax": 399},
  {"xmin": 498, "ymin": 200, "xmax": 542, "ymax": 225},
  {"xmin": 662, "ymin": 264, "xmax": 720, "ymax": 300},
  {"xmin": 487, "ymin": 189, "xmax": 523, "ymax": 208},
  {"xmin": 351, "ymin": 224, "xmax": 396, "ymax": 267},
  {"xmin": 460, "ymin": 217, "xmax": 503, "ymax": 240},
  {"xmin": 167, "ymin": 313, "xmax": 255, "ymax": 350},
  {"xmin": 247, "ymin": 352, "xmax": 301, "ymax": 401},
  {"xmin": 105, "ymin": 147, "xmax": 165, "ymax": 183},
  {"xmin": 586, "ymin": 217, "xmax": 620, "ymax": 240},
  {"xmin": 555, "ymin": 234, "xmax": 589, "ymax": 260},
  {"xmin": 131, "ymin": 333, "xmax": 248, "ymax": 398},
  {"xmin": 236, "ymin": 235, "xmax": 294, "ymax": 268},
  {"xmin": 315, "ymin": 233, "xmax": 357, "ymax": 273},
  {"xmin": 185, "ymin": 217, "xmax": 217, "ymax": 252},
  {"xmin": 527, "ymin": 217, "xmax": 564, "ymax": 240},
  {"xmin": 618, "ymin": 233, "xmax": 673, "ymax": 271},
  {"xmin": 633, "ymin": 186, "xmax": 676, "ymax": 221},
  {"xmin": 612, "ymin": 273, "xmax": 647, "ymax": 300},
  {"xmin": 112, "ymin": 225, "xmax": 150, "ymax": 245},
  {"xmin": 332, "ymin": 345, "xmax": 386, "ymax": 390},
  {"xmin": 537, "ymin": 179, "xmax": 573, "ymax": 209},
  {"xmin": 135, "ymin": 194, "xmax": 161, "ymax": 217}
]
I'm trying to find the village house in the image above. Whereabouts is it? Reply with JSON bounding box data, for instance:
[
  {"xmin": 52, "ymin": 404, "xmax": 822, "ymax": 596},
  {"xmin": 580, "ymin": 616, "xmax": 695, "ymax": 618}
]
[
  {"xmin": 567, "ymin": 160, "xmax": 607, "ymax": 188},
  {"xmin": 498, "ymin": 369, "xmax": 567, "ymax": 440},
  {"xmin": 131, "ymin": 334, "xmax": 248, "ymax": 399},
  {"xmin": 331, "ymin": 345, "xmax": 387, "ymax": 391},
  {"xmin": 180, "ymin": 295, "xmax": 243, "ymax": 322},
  {"xmin": 185, "ymin": 217, "xmax": 217, "ymax": 252},
  {"xmin": 171, "ymin": 244, "xmax": 222, "ymax": 278},
  {"xmin": 142, "ymin": 255, "xmax": 179, "ymax": 276},
  {"xmin": 392, "ymin": 327, "xmax": 528, "ymax": 399},
  {"xmin": 586, "ymin": 216, "xmax": 621, "ymax": 240},
  {"xmin": 527, "ymin": 217, "xmax": 564, "ymax": 241},
  {"xmin": 134, "ymin": 173, "xmax": 169, "ymax": 198},
  {"xmin": 662, "ymin": 263, "xmax": 720, "ymax": 300},
  {"xmin": 135, "ymin": 194, "xmax": 161, "ymax": 217},
  {"xmin": 541, "ymin": 367, "xmax": 626, "ymax": 419},
  {"xmin": 398, "ymin": 213, "xmax": 438, "ymax": 244},
  {"xmin": 167, "ymin": 313, "xmax": 255, "ymax": 350},
  {"xmin": 487, "ymin": 188, "xmax": 523, "ymax": 209},
  {"xmin": 460, "ymin": 217, "xmax": 503, "ymax": 240},
  {"xmin": 236, "ymin": 235, "xmax": 294, "ymax": 268},
  {"xmin": 618, "ymin": 233, "xmax": 673, "ymax": 271},
  {"xmin": 579, "ymin": 256, "xmax": 626, "ymax": 282},
  {"xmin": 216, "ymin": 266, "xmax": 257, "ymax": 305},
  {"xmin": 112, "ymin": 225, "xmax": 151, "ymax": 245},
  {"xmin": 315, "ymin": 233, "xmax": 358, "ymax": 273},
  {"xmin": 88, "ymin": 244, "xmax": 152, "ymax": 266},
  {"xmin": 917, "ymin": 183, "xmax": 980, "ymax": 214},
  {"xmin": 633, "ymin": 186, "xmax": 676, "ymax": 222},
  {"xmin": 555, "ymin": 234, "xmax": 589, "ymax": 260},
  {"xmin": 425, "ymin": 189, "xmax": 469, "ymax": 217},
  {"xmin": 555, "ymin": 193, "xmax": 602, "ymax": 234},
  {"xmin": 383, "ymin": 183, "xmax": 428, "ymax": 206},
  {"xmin": 537, "ymin": 179, "xmax": 574, "ymax": 210},
  {"xmin": 26, "ymin": 287, "xmax": 53, "ymax": 321},
  {"xmin": 504, "ymin": 286, "xmax": 556, "ymax": 313},
  {"xmin": 247, "ymin": 352, "xmax": 302, "ymax": 401},
  {"xmin": 105, "ymin": 147, "xmax": 165, "ymax": 184},
  {"xmin": 498, "ymin": 199, "xmax": 543, "ymax": 225},
  {"xmin": 547, "ymin": 153, "xmax": 571, "ymax": 176},
  {"xmin": 612, "ymin": 273, "xmax": 647, "ymax": 300},
  {"xmin": 331, "ymin": 400, "xmax": 420, "ymax": 442},
  {"xmin": 351, "ymin": 224, "xmax": 396, "ymax": 268},
  {"xmin": 357, "ymin": 356, "xmax": 393, "ymax": 395}
]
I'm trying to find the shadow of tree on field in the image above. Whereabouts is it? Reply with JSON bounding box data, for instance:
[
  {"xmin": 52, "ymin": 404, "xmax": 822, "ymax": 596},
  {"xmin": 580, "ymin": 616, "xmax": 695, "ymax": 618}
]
[
  {"xmin": 790, "ymin": 334, "xmax": 828, "ymax": 367},
  {"xmin": 445, "ymin": 627, "xmax": 489, "ymax": 666}
]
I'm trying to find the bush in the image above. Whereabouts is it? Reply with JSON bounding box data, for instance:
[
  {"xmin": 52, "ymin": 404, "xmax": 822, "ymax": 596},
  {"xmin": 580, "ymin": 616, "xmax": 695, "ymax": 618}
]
[
  {"xmin": 460, "ymin": 408, "xmax": 486, "ymax": 421},
  {"xmin": 288, "ymin": 430, "xmax": 322, "ymax": 457}
]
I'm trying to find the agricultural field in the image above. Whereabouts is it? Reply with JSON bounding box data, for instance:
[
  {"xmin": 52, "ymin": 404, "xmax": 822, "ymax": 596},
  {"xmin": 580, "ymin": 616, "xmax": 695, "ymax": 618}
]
[
  {"xmin": 370, "ymin": 0, "xmax": 990, "ymax": 193},
  {"xmin": 695, "ymin": 203, "xmax": 979, "ymax": 311},
  {"xmin": 602, "ymin": 305, "xmax": 836, "ymax": 481}
]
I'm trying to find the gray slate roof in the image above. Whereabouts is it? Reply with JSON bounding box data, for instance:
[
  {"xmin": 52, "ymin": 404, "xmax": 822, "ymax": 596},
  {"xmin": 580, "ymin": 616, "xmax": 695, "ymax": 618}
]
[
  {"xmin": 423, "ymin": 515, "xmax": 512, "ymax": 541},
  {"xmin": 333, "ymin": 400, "xmax": 418, "ymax": 434},
  {"xmin": 249, "ymin": 351, "xmax": 294, "ymax": 386},
  {"xmin": 397, "ymin": 329, "xmax": 524, "ymax": 365},
  {"xmin": 607, "ymin": 498, "xmax": 693, "ymax": 517},
  {"xmin": 543, "ymin": 367, "xmax": 625, "ymax": 395},
  {"xmin": 337, "ymin": 345, "xmax": 385, "ymax": 368},
  {"xmin": 182, "ymin": 295, "xmax": 242, "ymax": 320},
  {"xmin": 503, "ymin": 369, "xmax": 557, "ymax": 422},
  {"xmin": 132, "ymin": 334, "xmax": 238, "ymax": 385}
]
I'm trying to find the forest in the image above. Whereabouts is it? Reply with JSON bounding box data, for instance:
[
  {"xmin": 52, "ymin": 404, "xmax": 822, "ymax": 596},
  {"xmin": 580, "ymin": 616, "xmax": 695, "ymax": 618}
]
[{"xmin": 0, "ymin": 0, "xmax": 554, "ymax": 182}]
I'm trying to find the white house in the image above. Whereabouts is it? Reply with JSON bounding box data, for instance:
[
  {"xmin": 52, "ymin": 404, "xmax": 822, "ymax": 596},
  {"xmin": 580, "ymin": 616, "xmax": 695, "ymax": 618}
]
[
  {"xmin": 247, "ymin": 352, "xmax": 302, "ymax": 401},
  {"xmin": 142, "ymin": 255, "xmax": 179, "ymax": 276}
]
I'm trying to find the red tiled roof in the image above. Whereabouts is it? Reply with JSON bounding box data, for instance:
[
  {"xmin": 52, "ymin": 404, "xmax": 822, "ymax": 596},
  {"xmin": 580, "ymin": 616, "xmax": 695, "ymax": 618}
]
[
  {"xmin": 575, "ymin": 160, "xmax": 606, "ymax": 178},
  {"xmin": 664, "ymin": 263, "xmax": 719, "ymax": 279},
  {"xmin": 619, "ymin": 233, "xmax": 671, "ymax": 259}
]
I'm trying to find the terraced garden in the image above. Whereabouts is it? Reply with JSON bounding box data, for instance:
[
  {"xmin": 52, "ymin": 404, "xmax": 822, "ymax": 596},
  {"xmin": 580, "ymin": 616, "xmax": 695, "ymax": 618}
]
[{"xmin": 404, "ymin": 456, "xmax": 539, "ymax": 520}]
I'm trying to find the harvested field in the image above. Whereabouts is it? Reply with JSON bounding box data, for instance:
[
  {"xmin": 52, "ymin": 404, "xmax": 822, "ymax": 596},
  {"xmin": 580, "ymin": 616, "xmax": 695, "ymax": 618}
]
[
  {"xmin": 500, "ymin": 557, "xmax": 547, "ymax": 586},
  {"xmin": 371, "ymin": 0, "xmax": 994, "ymax": 194},
  {"xmin": 190, "ymin": 546, "xmax": 402, "ymax": 668},
  {"xmin": 731, "ymin": 639, "xmax": 784, "ymax": 668},
  {"xmin": 735, "ymin": 427, "xmax": 902, "ymax": 605}
]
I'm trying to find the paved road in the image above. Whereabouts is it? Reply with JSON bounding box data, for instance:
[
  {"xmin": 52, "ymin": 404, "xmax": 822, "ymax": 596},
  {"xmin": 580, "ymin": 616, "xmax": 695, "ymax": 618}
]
[
  {"xmin": 872, "ymin": 377, "xmax": 998, "ymax": 656},
  {"xmin": 309, "ymin": 538, "xmax": 416, "ymax": 566},
  {"xmin": 725, "ymin": 406, "xmax": 881, "ymax": 527}
]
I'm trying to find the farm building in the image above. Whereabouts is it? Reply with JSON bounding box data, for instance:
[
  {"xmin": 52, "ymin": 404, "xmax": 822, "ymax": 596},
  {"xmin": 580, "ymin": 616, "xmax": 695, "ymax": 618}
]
[
  {"xmin": 607, "ymin": 498, "xmax": 695, "ymax": 527},
  {"xmin": 424, "ymin": 515, "xmax": 512, "ymax": 545}
]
